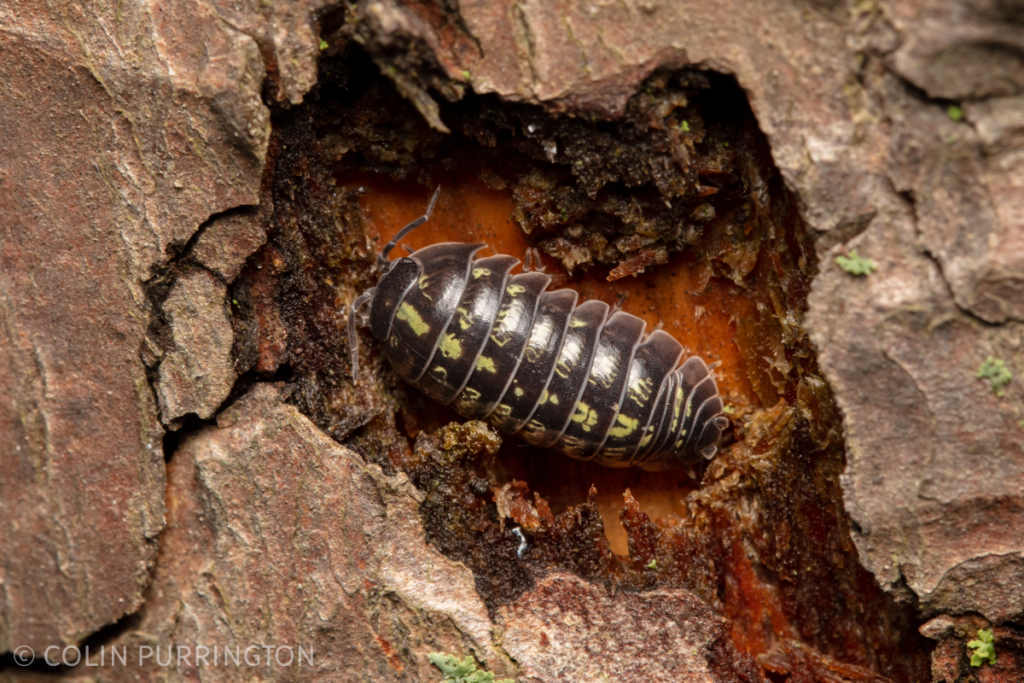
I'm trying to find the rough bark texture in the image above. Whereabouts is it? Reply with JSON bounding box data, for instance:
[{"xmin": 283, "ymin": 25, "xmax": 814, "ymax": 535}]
[
  {"xmin": 156, "ymin": 268, "xmax": 237, "ymax": 424},
  {"xmin": 0, "ymin": 0, "xmax": 270, "ymax": 649},
  {"xmin": 499, "ymin": 574, "xmax": 731, "ymax": 683},
  {"xmin": 2, "ymin": 0, "xmax": 1023, "ymax": 681},
  {"xmin": 109, "ymin": 383, "xmax": 510, "ymax": 682}
]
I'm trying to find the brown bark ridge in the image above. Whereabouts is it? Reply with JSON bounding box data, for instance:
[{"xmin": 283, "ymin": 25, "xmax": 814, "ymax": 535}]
[
  {"xmin": 0, "ymin": 0, "xmax": 269, "ymax": 650},
  {"xmin": 1, "ymin": 0, "xmax": 1022, "ymax": 680}
]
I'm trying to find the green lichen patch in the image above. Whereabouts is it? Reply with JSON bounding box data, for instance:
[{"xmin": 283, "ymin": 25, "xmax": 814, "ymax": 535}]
[
  {"xmin": 428, "ymin": 653, "xmax": 513, "ymax": 683},
  {"xmin": 835, "ymin": 250, "xmax": 877, "ymax": 276},
  {"xmin": 977, "ymin": 356, "xmax": 1012, "ymax": 397},
  {"xmin": 967, "ymin": 629, "xmax": 996, "ymax": 667}
]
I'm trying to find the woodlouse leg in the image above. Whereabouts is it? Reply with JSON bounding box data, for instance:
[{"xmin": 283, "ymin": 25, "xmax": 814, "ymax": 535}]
[
  {"xmin": 530, "ymin": 247, "xmax": 546, "ymax": 272},
  {"xmin": 521, "ymin": 247, "xmax": 546, "ymax": 274},
  {"xmin": 347, "ymin": 289, "xmax": 375, "ymax": 383},
  {"xmin": 644, "ymin": 320, "xmax": 665, "ymax": 342}
]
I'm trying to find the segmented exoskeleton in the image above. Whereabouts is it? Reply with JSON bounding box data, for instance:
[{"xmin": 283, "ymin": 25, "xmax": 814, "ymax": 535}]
[{"xmin": 348, "ymin": 189, "xmax": 728, "ymax": 470}]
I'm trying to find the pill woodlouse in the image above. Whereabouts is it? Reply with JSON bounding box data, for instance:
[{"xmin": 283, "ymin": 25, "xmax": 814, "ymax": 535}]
[{"xmin": 348, "ymin": 188, "xmax": 729, "ymax": 470}]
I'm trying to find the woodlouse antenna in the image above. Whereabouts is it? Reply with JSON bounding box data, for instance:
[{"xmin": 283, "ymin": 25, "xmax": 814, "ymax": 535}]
[
  {"xmin": 377, "ymin": 186, "xmax": 441, "ymax": 270},
  {"xmin": 347, "ymin": 289, "xmax": 374, "ymax": 383}
]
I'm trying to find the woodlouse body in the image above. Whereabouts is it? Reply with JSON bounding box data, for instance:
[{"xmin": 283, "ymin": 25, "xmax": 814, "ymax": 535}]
[{"xmin": 349, "ymin": 190, "xmax": 728, "ymax": 470}]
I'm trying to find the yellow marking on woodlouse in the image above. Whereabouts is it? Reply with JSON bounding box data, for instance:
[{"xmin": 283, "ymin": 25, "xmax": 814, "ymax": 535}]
[
  {"xmin": 514, "ymin": 387, "xmax": 524, "ymax": 397},
  {"xmin": 472, "ymin": 267, "xmax": 491, "ymax": 278},
  {"xmin": 461, "ymin": 387, "xmax": 481, "ymax": 401},
  {"xmin": 456, "ymin": 307, "xmax": 473, "ymax": 330},
  {"xmin": 559, "ymin": 435, "xmax": 586, "ymax": 453},
  {"xmin": 588, "ymin": 365, "xmax": 617, "ymax": 390},
  {"xmin": 491, "ymin": 302, "xmax": 526, "ymax": 347},
  {"xmin": 396, "ymin": 302, "xmax": 430, "ymax": 336},
  {"xmin": 522, "ymin": 321, "xmax": 552, "ymax": 362},
  {"xmin": 438, "ymin": 333, "xmax": 462, "ymax": 359},
  {"xmin": 506, "ymin": 284, "xmax": 526, "ymax": 296},
  {"xmin": 589, "ymin": 347, "xmax": 618, "ymax": 384},
  {"xmin": 491, "ymin": 306, "xmax": 511, "ymax": 330},
  {"xmin": 570, "ymin": 401, "xmax": 599, "ymax": 432},
  {"xmin": 430, "ymin": 366, "xmax": 448, "ymax": 381},
  {"xmin": 607, "ymin": 414, "xmax": 639, "ymax": 439},
  {"xmin": 553, "ymin": 337, "xmax": 582, "ymax": 379},
  {"xmin": 628, "ymin": 377, "xmax": 653, "ymax": 406},
  {"xmin": 569, "ymin": 317, "xmax": 590, "ymax": 328},
  {"xmin": 476, "ymin": 356, "xmax": 496, "ymax": 372},
  {"xmin": 670, "ymin": 385, "xmax": 686, "ymax": 431},
  {"xmin": 539, "ymin": 390, "xmax": 559, "ymax": 405}
]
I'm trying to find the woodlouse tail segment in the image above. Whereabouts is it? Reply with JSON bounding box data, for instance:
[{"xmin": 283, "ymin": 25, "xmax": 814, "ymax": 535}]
[
  {"xmin": 698, "ymin": 416, "xmax": 731, "ymax": 460},
  {"xmin": 347, "ymin": 289, "xmax": 375, "ymax": 383},
  {"xmin": 627, "ymin": 356, "xmax": 727, "ymax": 469},
  {"xmin": 671, "ymin": 358, "xmax": 727, "ymax": 464},
  {"xmin": 377, "ymin": 186, "xmax": 441, "ymax": 271}
]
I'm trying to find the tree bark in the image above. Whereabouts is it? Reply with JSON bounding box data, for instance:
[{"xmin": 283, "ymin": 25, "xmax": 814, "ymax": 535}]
[{"xmin": 2, "ymin": 0, "xmax": 1022, "ymax": 682}]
